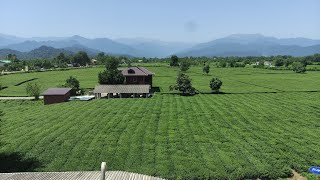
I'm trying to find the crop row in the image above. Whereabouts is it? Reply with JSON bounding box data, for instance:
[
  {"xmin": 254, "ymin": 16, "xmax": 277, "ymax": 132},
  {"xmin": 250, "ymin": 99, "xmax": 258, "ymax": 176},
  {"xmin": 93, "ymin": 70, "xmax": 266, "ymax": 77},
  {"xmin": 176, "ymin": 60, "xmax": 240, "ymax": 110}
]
[{"xmin": 0, "ymin": 92, "xmax": 320, "ymax": 179}]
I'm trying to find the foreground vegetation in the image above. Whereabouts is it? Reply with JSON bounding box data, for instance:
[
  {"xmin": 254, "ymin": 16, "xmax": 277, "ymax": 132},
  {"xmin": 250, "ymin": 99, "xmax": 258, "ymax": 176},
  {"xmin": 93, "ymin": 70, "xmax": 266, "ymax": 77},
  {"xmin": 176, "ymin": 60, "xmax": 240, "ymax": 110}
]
[
  {"xmin": 1, "ymin": 65, "xmax": 320, "ymax": 179},
  {"xmin": 1, "ymin": 92, "xmax": 320, "ymax": 179}
]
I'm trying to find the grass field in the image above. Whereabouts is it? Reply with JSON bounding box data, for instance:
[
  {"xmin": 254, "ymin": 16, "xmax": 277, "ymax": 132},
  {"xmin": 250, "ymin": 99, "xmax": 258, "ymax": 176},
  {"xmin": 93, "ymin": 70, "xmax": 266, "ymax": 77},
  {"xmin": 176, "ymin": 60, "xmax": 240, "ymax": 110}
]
[
  {"xmin": 1, "ymin": 65, "xmax": 320, "ymax": 96},
  {"xmin": 1, "ymin": 65, "xmax": 320, "ymax": 179}
]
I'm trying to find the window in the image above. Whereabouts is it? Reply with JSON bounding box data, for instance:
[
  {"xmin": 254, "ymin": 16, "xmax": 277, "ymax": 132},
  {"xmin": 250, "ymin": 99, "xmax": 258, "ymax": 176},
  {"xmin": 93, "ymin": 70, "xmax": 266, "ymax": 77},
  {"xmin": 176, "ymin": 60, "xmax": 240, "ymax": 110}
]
[{"xmin": 133, "ymin": 77, "xmax": 137, "ymax": 82}]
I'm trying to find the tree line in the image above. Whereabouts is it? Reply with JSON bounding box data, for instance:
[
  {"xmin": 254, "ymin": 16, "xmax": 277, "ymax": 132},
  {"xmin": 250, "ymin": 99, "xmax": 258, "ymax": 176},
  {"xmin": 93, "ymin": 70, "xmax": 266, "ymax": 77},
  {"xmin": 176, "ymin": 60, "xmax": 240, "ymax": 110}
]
[{"xmin": 1, "ymin": 51, "xmax": 320, "ymax": 73}]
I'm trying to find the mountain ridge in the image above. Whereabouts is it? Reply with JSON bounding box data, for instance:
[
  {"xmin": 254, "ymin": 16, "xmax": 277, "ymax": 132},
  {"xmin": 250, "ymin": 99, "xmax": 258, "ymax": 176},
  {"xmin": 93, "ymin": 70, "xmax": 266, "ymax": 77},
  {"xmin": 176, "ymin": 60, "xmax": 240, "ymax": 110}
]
[{"xmin": 0, "ymin": 33, "xmax": 320, "ymax": 58}]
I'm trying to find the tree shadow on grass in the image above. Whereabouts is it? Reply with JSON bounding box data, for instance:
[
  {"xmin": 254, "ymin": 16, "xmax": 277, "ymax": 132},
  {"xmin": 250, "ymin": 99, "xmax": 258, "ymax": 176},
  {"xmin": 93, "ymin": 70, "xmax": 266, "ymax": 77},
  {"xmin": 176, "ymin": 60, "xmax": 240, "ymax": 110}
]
[{"xmin": 0, "ymin": 152, "xmax": 42, "ymax": 172}]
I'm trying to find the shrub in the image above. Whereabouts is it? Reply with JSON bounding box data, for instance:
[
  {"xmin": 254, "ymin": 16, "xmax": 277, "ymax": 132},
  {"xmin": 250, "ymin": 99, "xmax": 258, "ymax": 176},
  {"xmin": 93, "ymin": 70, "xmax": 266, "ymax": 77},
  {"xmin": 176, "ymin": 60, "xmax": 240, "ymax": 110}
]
[
  {"xmin": 292, "ymin": 62, "xmax": 306, "ymax": 73},
  {"xmin": 180, "ymin": 60, "xmax": 190, "ymax": 72},
  {"xmin": 169, "ymin": 72, "xmax": 195, "ymax": 95},
  {"xmin": 26, "ymin": 82, "xmax": 41, "ymax": 100}
]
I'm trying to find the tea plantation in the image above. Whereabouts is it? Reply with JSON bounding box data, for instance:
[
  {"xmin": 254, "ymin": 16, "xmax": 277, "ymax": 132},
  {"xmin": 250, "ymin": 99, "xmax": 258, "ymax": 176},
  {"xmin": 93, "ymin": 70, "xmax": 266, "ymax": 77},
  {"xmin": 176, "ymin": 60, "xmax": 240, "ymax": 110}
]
[{"xmin": 1, "ymin": 66, "xmax": 320, "ymax": 179}]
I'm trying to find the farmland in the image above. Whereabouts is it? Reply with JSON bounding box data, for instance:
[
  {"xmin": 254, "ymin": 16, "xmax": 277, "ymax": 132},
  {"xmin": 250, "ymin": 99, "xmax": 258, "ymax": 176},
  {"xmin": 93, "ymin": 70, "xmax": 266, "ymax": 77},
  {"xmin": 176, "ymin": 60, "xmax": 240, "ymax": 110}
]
[
  {"xmin": 1, "ymin": 65, "xmax": 320, "ymax": 96},
  {"xmin": 1, "ymin": 65, "xmax": 320, "ymax": 179}
]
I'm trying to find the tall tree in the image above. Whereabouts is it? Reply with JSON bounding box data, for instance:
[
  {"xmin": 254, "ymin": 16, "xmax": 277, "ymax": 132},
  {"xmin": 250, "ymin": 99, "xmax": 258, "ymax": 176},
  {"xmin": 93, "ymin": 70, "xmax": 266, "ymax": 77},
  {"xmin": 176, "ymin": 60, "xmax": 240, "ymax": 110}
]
[
  {"xmin": 203, "ymin": 64, "xmax": 210, "ymax": 75},
  {"xmin": 105, "ymin": 57, "xmax": 121, "ymax": 70},
  {"xmin": 98, "ymin": 57, "xmax": 124, "ymax": 84},
  {"xmin": 65, "ymin": 76, "xmax": 83, "ymax": 95},
  {"xmin": 170, "ymin": 55, "xmax": 179, "ymax": 66},
  {"xmin": 73, "ymin": 51, "xmax": 90, "ymax": 66}
]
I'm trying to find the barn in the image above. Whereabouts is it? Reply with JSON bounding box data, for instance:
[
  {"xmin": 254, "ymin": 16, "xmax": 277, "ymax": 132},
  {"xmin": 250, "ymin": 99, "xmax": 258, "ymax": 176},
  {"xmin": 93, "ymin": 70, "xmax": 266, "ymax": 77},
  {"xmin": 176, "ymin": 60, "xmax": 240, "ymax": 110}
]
[{"xmin": 42, "ymin": 88, "xmax": 72, "ymax": 105}]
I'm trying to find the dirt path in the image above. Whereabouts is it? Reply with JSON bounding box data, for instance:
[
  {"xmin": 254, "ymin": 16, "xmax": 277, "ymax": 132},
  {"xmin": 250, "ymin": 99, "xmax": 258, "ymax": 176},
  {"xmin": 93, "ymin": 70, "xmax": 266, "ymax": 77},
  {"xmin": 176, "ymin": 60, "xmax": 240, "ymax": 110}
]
[{"xmin": 0, "ymin": 96, "xmax": 43, "ymax": 100}]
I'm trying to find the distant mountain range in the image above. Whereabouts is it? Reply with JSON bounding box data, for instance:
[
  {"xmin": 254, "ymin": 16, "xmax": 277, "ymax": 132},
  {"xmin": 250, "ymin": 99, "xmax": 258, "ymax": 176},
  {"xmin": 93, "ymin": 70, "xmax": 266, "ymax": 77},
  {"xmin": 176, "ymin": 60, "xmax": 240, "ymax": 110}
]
[
  {"xmin": 177, "ymin": 34, "xmax": 320, "ymax": 57},
  {"xmin": 0, "ymin": 33, "xmax": 320, "ymax": 59}
]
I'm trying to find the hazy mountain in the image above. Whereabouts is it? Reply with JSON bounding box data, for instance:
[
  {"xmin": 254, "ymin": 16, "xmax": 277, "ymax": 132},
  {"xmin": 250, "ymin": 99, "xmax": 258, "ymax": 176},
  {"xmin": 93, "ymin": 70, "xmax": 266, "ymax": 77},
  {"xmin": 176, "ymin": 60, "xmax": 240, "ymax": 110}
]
[
  {"xmin": 63, "ymin": 44, "xmax": 102, "ymax": 56},
  {"xmin": 177, "ymin": 34, "xmax": 320, "ymax": 57},
  {"xmin": 115, "ymin": 38, "xmax": 194, "ymax": 57},
  {"xmin": 0, "ymin": 49, "xmax": 24, "ymax": 59},
  {"xmin": 1, "ymin": 35, "xmax": 139, "ymax": 56},
  {"xmin": 1, "ymin": 33, "xmax": 320, "ymax": 57},
  {"xmin": 0, "ymin": 33, "xmax": 26, "ymax": 47},
  {"xmin": 0, "ymin": 46, "xmax": 75, "ymax": 60},
  {"xmin": 27, "ymin": 46, "xmax": 73, "ymax": 59},
  {"xmin": 0, "ymin": 45, "xmax": 132, "ymax": 60}
]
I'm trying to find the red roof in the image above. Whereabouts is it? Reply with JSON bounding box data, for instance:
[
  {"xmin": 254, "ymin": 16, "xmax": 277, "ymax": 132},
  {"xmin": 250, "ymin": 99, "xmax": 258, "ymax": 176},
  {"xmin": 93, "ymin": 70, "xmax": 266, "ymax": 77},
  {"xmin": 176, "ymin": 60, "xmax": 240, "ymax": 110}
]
[
  {"xmin": 42, "ymin": 88, "xmax": 72, "ymax": 95},
  {"xmin": 121, "ymin": 67, "xmax": 154, "ymax": 76}
]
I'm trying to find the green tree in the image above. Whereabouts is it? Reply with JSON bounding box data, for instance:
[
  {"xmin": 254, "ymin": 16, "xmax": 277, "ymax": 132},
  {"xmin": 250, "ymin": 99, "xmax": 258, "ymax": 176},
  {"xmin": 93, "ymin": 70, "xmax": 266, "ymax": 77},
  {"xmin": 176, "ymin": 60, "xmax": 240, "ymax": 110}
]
[
  {"xmin": 26, "ymin": 82, "xmax": 41, "ymax": 100},
  {"xmin": 180, "ymin": 60, "xmax": 190, "ymax": 72},
  {"xmin": 170, "ymin": 55, "xmax": 179, "ymax": 66},
  {"xmin": 258, "ymin": 60, "xmax": 265, "ymax": 68},
  {"xmin": 98, "ymin": 58, "xmax": 124, "ymax": 84},
  {"xmin": 57, "ymin": 52, "xmax": 65, "ymax": 62},
  {"xmin": 210, "ymin": 77, "xmax": 223, "ymax": 93},
  {"xmin": 65, "ymin": 76, "xmax": 83, "ymax": 96},
  {"xmin": 7, "ymin": 54, "xmax": 18, "ymax": 62},
  {"xmin": 229, "ymin": 61, "xmax": 236, "ymax": 68},
  {"xmin": 98, "ymin": 70, "xmax": 124, "ymax": 84},
  {"xmin": 284, "ymin": 59, "xmax": 292, "ymax": 67},
  {"xmin": 291, "ymin": 62, "xmax": 306, "ymax": 73},
  {"xmin": 219, "ymin": 61, "xmax": 227, "ymax": 68},
  {"xmin": 73, "ymin": 51, "xmax": 90, "ymax": 66},
  {"xmin": 203, "ymin": 64, "xmax": 210, "ymax": 75},
  {"xmin": 105, "ymin": 57, "xmax": 121, "ymax": 70},
  {"xmin": 169, "ymin": 73, "xmax": 195, "ymax": 95},
  {"xmin": 274, "ymin": 58, "xmax": 284, "ymax": 67}
]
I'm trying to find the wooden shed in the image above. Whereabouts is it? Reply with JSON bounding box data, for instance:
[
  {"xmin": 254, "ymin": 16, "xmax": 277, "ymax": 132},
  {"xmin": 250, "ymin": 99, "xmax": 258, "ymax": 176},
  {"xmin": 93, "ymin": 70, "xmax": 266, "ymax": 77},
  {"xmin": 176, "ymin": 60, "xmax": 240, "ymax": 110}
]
[{"xmin": 42, "ymin": 88, "xmax": 72, "ymax": 105}]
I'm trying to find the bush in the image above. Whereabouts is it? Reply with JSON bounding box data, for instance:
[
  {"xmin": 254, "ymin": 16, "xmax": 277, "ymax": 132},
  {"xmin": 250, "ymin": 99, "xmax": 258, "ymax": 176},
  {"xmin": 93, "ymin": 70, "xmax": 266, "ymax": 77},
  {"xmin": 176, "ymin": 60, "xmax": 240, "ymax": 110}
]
[
  {"xmin": 180, "ymin": 60, "xmax": 190, "ymax": 72},
  {"xmin": 169, "ymin": 73, "xmax": 195, "ymax": 95},
  {"xmin": 26, "ymin": 82, "xmax": 41, "ymax": 100},
  {"xmin": 292, "ymin": 62, "xmax": 306, "ymax": 73}
]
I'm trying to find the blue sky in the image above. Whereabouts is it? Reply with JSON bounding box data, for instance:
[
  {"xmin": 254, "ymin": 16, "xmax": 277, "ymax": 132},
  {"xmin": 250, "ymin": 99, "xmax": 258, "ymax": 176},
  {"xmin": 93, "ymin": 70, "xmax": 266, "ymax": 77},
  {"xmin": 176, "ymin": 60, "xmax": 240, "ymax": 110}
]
[{"xmin": 1, "ymin": 0, "xmax": 319, "ymax": 42}]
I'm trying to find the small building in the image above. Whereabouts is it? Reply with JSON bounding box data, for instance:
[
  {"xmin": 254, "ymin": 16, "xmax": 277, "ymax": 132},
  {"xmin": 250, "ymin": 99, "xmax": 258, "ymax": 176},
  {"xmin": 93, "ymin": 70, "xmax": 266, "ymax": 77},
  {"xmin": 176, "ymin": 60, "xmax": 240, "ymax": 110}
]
[
  {"xmin": 94, "ymin": 85, "xmax": 151, "ymax": 99},
  {"xmin": 42, "ymin": 88, "xmax": 72, "ymax": 105},
  {"xmin": 122, "ymin": 67, "xmax": 154, "ymax": 87},
  {"xmin": 264, "ymin": 61, "xmax": 273, "ymax": 67}
]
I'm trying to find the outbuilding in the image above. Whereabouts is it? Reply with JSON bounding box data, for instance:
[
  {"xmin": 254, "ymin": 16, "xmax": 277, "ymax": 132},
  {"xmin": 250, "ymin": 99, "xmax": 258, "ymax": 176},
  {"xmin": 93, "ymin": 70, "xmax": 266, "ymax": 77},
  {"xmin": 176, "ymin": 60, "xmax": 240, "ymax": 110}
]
[
  {"xmin": 42, "ymin": 88, "xmax": 72, "ymax": 105},
  {"xmin": 94, "ymin": 85, "xmax": 151, "ymax": 99}
]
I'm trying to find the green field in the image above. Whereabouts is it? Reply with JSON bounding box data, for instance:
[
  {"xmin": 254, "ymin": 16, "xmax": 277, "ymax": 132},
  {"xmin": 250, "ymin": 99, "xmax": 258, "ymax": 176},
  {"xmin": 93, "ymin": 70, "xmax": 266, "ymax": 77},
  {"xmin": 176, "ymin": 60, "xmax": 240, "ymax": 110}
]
[
  {"xmin": 1, "ymin": 65, "xmax": 320, "ymax": 96},
  {"xmin": 1, "ymin": 66, "xmax": 320, "ymax": 179}
]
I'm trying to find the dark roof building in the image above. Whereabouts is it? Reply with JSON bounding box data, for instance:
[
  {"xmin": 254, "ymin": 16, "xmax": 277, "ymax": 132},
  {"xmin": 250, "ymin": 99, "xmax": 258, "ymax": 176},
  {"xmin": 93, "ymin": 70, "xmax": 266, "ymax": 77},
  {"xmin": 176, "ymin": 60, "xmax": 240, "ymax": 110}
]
[
  {"xmin": 94, "ymin": 67, "xmax": 154, "ymax": 99},
  {"xmin": 42, "ymin": 88, "xmax": 72, "ymax": 105},
  {"xmin": 121, "ymin": 67, "xmax": 154, "ymax": 86}
]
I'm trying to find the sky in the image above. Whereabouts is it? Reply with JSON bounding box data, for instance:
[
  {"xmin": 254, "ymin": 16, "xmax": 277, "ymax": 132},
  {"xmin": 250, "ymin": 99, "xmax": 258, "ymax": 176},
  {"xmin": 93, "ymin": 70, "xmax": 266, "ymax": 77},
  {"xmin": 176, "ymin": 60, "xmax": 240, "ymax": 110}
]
[{"xmin": 0, "ymin": 0, "xmax": 319, "ymax": 42}]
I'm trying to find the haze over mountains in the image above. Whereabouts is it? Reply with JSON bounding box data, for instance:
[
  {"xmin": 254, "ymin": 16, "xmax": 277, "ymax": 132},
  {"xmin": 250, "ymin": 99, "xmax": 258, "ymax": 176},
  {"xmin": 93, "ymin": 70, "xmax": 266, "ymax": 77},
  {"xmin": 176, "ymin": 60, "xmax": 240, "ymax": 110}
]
[{"xmin": 0, "ymin": 33, "xmax": 320, "ymax": 59}]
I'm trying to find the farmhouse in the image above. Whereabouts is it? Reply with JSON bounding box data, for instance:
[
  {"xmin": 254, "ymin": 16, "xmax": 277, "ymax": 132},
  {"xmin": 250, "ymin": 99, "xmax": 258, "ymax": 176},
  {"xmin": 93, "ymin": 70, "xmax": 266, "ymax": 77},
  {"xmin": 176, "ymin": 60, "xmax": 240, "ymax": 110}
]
[
  {"xmin": 94, "ymin": 67, "xmax": 154, "ymax": 99},
  {"xmin": 43, "ymin": 88, "xmax": 72, "ymax": 105},
  {"xmin": 122, "ymin": 67, "xmax": 154, "ymax": 86}
]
